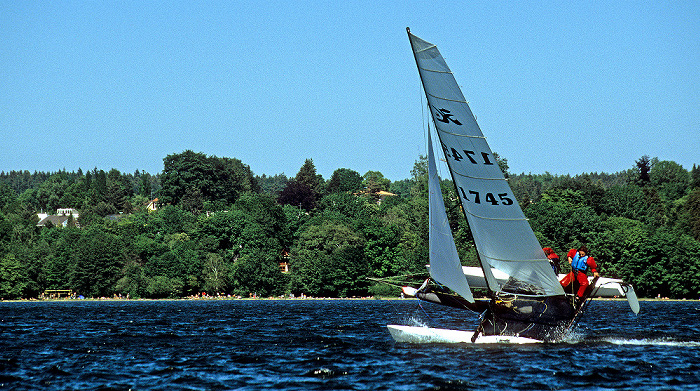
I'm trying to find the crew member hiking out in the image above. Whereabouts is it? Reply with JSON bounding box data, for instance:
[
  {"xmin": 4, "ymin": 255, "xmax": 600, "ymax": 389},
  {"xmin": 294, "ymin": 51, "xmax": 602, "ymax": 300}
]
[
  {"xmin": 559, "ymin": 245, "xmax": 599, "ymax": 305},
  {"xmin": 543, "ymin": 247, "xmax": 560, "ymax": 275}
]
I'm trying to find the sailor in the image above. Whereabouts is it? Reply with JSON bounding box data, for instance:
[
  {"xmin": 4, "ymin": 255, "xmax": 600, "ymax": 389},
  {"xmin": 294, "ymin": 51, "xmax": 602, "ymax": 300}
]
[
  {"xmin": 559, "ymin": 245, "xmax": 599, "ymax": 303},
  {"xmin": 542, "ymin": 247, "xmax": 560, "ymax": 274}
]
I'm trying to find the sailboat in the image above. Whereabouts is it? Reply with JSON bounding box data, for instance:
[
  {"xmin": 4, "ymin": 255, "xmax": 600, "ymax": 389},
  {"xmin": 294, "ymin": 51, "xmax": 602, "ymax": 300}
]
[{"xmin": 387, "ymin": 28, "xmax": 639, "ymax": 343}]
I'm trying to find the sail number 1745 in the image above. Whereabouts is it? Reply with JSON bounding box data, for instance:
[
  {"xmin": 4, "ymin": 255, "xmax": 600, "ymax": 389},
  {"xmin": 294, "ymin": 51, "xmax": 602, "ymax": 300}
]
[{"xmin": 459, "ymin": 187, "xmax": 514, "ymax": 205}]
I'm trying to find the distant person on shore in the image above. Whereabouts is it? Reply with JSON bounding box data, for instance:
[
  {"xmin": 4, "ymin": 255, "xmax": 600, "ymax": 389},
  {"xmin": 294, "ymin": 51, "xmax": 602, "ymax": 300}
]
[
  {"xmin": 542, "ymin": 247, "xmax": 560, "ymax": 274},
  {"xmin": 559, "ymin": 245, "xmax": 599, "ymax": 304}
]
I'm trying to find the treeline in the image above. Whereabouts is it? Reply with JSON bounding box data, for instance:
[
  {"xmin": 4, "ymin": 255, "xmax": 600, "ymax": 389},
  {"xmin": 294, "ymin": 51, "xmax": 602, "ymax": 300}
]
[{"xmin": 0, "ymin": 151, "xmax": 699, "ymax": 300}]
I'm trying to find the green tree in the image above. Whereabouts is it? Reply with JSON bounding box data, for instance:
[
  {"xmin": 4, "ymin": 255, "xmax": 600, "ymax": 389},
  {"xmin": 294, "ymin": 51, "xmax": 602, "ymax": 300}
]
[
  {"xmin": 509, "ymin": 173, "xmax": 546, "ymax": 209},
  {"xmin": 277, "ymin": 180, "xmax": 317, "ymax": 212},
  {"xmin": 148, "ymin": 205, "xmax": 196, "ymax": 236},
  {"xmin": 160, "ymin": 150, "xmax": 258, "ymax": 208},
  {"xmin": 145, "ymin": 236, "xmax": 197, "ymax": 281},
  {"xmin": 180, "ymin": 186, "xmax": 205, "ymax": 215},
  {"xmin": 318, "ymin": 192, "xmax": 373, "ymax": 225},
  {"xmin": 587, "ymin": 217, "xmax": 647, "ymax": 281},
  {"xmin": 326, "ymin": 168, "xmax": 363, "ymax": 194},
  {"xmin": 40, "ymin": 228, "xmax": 80, "ymax": 289},
  {"xmin": 256, "ymin": 173, "xmax": 289, "ymax": 195},
  {"xmin": 362, "ymin": 170, "xmax": 391, "ymax": 195},
  {"xmin": 294, "ymin": 158, "xmax": 323, "ymax": 195},
  {"xmin": 290, "ymin": 222, "xmax": 368, "ymax": 297},
  {"xmin": 233, "ymin": 193, "xmax": 287, "ymax": 243},
  {"xmin": 147, "ymin": 275, "xmax": 184, "ymax": 298},
  {"xmin": 209, "ymin": 156, "xmax": 260, "ymax": 204},
  {"xmin": 0, "ymin": 254, "xmax": 28, "ymax": 299},
  {"xmin": 115, "ymin": 260, "xmax": 149, "ymax": 298},
  {"xmin": 691, "ymin": 164, "xmax": 700, "ymax": 189},
  {"xmin": 389, "ymin": 178, "xmax": 412, "ymax": 199},
  {"xmin": 685, "ymin": 189, "xmax": 700, "ymax": 242},
  {"xmin": 107, "ymin": 168, "xmax": 132, "ymax": 212},
  {"xmin": 95, "ymin": 169, "xmax": 108, "ymax": 203},
  {"xmin": 139, "ymin": 173, "xmax": 153, "ymax": 198},
  {"xmin": 376, "ymin": 198, "xmax": 428, "ymax": 275},
  {"xmin": 635, "ymin": 155, "xmax": 651, "ymax": 186},
  {"xmin": 633, "ymin": 230, "xmax": 700, "ymax": 298},
  {"xmin": 410, "ymin": 155, "xmax": 428, "ymax": 198},
  {"xmin": 202, "ymin": 252, "xmax": 228, "ymax": 293},
  {"xmin": 599, "ymin": 185, "xmax": 647, "ymax": 221},
  {"xmin": 0, "ymin": 181, "xmax": 17, "ymax": 213},
  {"xmin": 526, "ymin": 190, "xmax": 601, "ymax": 249},
  {"xmin": 228, "ymin": 252, "xmax": 283, "ymax": 297},
  {"xmin": 0, "ymin": 213, "xmax": 12, "ymax": 246},
  {"xmin": 160, "ymin": 150, "xmax": 210, "ymax": 206},
  {"xmin": 193, "ymin": 210, "xmax": 247, "ymax": 253},
  {"xmin": 650, "ymin": 160, "xmax": 690, "ymax": 201},
  {"xmin": 191, "ymin": 195, "xmax": 287, "ymax": 296},
  {"xmin": 70, "ymin": 226, "xmax": 126, "ymax": 297},
  {"xmin": 362, "ymin": 222, "xmax": 409, "ymax": 278},
  {"xmin": 61, "ymin": 179, "xmax": 88, "ymax": 210}
]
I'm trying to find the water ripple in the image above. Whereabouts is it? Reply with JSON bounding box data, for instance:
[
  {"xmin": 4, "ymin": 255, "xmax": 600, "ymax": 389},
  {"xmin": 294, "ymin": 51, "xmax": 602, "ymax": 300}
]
[{"xmin": 0, "ymin": 299, "xmax": 699, "ymax": 390}]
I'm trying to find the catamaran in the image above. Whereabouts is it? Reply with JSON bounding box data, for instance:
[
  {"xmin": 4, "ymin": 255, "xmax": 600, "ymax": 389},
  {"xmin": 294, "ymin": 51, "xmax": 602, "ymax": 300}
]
[{"xmin": 384, "ymin": 29, "xmax": 639, "ymax": 344}]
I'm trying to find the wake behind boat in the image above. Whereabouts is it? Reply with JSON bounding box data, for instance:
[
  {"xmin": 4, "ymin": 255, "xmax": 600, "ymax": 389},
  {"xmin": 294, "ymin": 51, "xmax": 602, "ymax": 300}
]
[{"xmin": 381, "ymin": 28, "xmax": 639, "ymax": 343}]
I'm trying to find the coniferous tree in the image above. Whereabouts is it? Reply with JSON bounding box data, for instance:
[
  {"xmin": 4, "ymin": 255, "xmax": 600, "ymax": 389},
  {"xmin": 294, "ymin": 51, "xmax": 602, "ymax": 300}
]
[
  {"xmin": 691, "ymin": 164, "xmax": 700, "ymax": 189},
  {"xmin": 294, "ymin": 159, "xmax": 323, "ymax": 195},
  {"xmin": 636, "ymin": 155, "xmax": 651, "ymax": 186},
  {"xmin": 686, "ymin": 189, "xmax": 700, "ymax": 242},
  {"xmin": 95, "ymin": 170, "xmax": 107, "ymax": 203},
  {"xmin": 139, "ymin": 174, "xmax": 153, "ymax": 198}
]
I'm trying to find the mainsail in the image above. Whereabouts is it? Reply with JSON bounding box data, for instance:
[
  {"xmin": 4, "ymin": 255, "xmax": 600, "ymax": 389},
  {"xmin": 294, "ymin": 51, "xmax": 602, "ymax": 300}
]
[{"xmin": 408, "ymin": 28, "xmax": 564, "ymax": 297}]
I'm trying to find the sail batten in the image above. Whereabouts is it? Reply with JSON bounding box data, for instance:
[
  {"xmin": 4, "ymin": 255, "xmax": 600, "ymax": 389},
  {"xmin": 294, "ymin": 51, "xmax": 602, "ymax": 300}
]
[
  {"xmin": 419, "ymin": 68, "xmax": 453, "ymax": 75},
  {"xmin": 465, "ymin": 213, "xmax": 529, "ymax": 222},
  {"xmin": 408, "ymin": 30, "xmax": 565, "ymax": 297},
  {"xmin": 415, "ymin": 45, "xmax": 437, "ymax": 53},
  {"xmin": 436, "ymin": 130, "xmax": 484, "ymax": 139},
  {"xmin": 451, "ymin": 172, "xmax": 505, "ymax": 181},
  {"xmin": 426, "ymin": 93, "xmax": 465, "ymax": 102}
]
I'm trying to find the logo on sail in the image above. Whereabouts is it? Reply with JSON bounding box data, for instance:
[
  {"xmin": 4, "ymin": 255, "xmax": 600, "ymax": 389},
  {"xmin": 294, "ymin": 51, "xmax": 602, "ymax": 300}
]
[{"xmin": 432, "ymin": 106, "xmax": 462, "ymax": 125}]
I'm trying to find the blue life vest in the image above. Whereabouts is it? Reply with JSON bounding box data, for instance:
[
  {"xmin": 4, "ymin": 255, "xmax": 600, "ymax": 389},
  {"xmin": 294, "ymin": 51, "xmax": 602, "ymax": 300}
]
[{"xmin": 571, "ymin": 253, "xmax": 589, "ymax": 272}]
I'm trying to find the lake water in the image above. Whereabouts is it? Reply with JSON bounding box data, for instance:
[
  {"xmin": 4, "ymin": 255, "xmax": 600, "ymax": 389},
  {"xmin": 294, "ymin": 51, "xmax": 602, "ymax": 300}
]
[{"xmin": 0, "ymin": 299, "xmax": 698, "ymax": 390}]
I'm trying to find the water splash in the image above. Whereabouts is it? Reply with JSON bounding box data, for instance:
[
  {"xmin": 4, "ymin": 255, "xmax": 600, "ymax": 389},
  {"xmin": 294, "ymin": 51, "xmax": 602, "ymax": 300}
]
[
  {"xmin": 407, "ymin": 316, "xmax": 429, "ymax": 328},
  {"xmin": 556, "ymin": 329, "xmax": 587, "ymax": 344},
  {"xmin": 602, "ymin": 338, "xmax": 700, "ymax": 347}
]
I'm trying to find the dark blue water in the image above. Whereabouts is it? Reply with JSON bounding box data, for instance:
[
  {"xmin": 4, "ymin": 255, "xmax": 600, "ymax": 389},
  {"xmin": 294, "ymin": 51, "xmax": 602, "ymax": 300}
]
[{"xmin": 0, "ymin": 299, "xmax": 698, "ymax": 390}]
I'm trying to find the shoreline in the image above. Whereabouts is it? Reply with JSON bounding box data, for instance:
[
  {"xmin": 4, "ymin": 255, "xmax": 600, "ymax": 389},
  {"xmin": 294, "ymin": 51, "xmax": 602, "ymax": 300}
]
[{"xmin": 1, "ymin": 296, "xmax": 697, "ymax": 303}]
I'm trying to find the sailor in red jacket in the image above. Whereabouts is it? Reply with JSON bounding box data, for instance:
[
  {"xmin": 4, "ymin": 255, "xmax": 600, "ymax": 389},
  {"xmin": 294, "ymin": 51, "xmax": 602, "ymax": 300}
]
[
  {"xmin": 559, "ymin": 245, "xmax": 599, "ymax": 300},
  {"xmin": 542, "ymin": 247, "xmax": 560, "ymax": 274}
]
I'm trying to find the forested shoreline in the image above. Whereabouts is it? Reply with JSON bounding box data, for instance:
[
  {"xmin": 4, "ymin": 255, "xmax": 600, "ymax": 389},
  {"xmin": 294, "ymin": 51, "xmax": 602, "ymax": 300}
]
[{"xmin": 1, "ymin": 151, "xmax": 699, "ymax": 300}]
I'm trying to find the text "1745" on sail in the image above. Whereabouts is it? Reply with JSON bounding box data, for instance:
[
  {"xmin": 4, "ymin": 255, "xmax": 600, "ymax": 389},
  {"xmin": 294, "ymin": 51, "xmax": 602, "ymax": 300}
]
[{"xmin": 459, "ymin": 188, "xmax": 514, "ymax": 206}]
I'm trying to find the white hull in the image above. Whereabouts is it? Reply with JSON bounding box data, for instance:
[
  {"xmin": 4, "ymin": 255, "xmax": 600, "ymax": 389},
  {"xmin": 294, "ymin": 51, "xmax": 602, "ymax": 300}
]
[
  {"xmin": 456, "ymin": 266, "xmax": 640, "ymax": 313},
  {"xmin": 387, "ymin": 325, "xmax": 542, "ymax": 344}
]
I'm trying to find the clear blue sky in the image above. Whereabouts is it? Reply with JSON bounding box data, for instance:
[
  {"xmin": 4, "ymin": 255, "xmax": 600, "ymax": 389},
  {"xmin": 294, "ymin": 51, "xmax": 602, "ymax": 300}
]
[{"xmin": 2, "ymin": 1, "xmax": 698, "ymax": 181}]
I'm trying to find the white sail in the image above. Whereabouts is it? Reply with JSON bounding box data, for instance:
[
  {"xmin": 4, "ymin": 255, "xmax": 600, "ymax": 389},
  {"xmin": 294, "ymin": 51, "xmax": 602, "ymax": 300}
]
[
  {"xmin": 408, "ymin": 29, "xmax": 564, "ymax": 297},
  {"xmin": 428, "ymin": 130, "xmax": 474, "ymax": 303}
]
